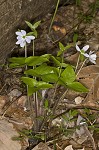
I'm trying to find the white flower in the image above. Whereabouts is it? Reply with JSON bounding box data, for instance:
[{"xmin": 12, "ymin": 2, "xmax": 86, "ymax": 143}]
[
  {"xmin": 76, "ymin": 44, "xmax": 89, "ymax": 57},
  {"xmin": 16, "ymin": 30, "xmax": 35, "ymax": 47},
  {"xmin": 86, "ymin": 51, "xmax": 97, "ymax": 64}
]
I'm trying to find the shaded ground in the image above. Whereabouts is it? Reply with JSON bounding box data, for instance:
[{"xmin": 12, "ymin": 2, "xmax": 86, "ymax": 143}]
[{"xmin": 0, "ymin": 0, "xmax": 99, "ymax": 150}]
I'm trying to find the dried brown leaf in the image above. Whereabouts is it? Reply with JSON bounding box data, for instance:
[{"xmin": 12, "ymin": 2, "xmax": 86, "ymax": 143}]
[{"xmin": 0, "ymin": 119, "xmax": 21, "ymax": 150}]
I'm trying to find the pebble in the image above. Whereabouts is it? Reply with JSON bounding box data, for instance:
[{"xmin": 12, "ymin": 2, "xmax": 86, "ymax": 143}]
[
  {"xmin": 8, "ymin": 89, "xmax": 22, "ymax": 100},
  {"xmin": 75, "ymin": 96, "xmax": 84, "ymax": 105}
]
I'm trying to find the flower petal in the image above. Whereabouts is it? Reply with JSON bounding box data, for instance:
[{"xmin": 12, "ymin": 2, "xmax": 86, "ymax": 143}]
[
  {"xmin": 83, "ymin": 53, "xmax": 89, "ymax": 58},
  {"xmin": 16, "ymin": 31, "xmax": 23, "ymax": 36},
  {"xmin": 21, "ymin": 30, "xmax": 26, "ymax": 36},
  {"xmin": 82, "ymin": 45, "xmax": 89, "ymax": 52},
  {"xmin": 28, "ymin": 35, "xmax": 35, "ymax": 40},
  {"xmin": 76, "ymin": 44, "xmax": 81, "ymax": 52},
  {"xmin": 16, "ymin": 40, "xmax": 21, "ymax": 45},
  {"xmin": 89, "ymin": 58, "xmax": 96, "ymax": 64},
  {"xmin": 89, "ymin": 54, "xmax": 96, "ymax": 60},
  {"xmin": 89, "ymin": 51, "xmax": 94, "ymax": 55},
  {"xmin": 25, "ymin": 37, "xmax": 31, "ymax": 43},
  {"xmin": 20, "ymin": 41, "xmax": 26, "ymax": 47},
  {"xmin": 17, "ymin": 36, "xmax": 23, "ymax": 40}
]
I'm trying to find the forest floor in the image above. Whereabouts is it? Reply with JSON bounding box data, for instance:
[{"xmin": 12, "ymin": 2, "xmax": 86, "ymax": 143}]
[{"xmin": 0, "ymin": 0, "xmax": 99, "ymax": 150}]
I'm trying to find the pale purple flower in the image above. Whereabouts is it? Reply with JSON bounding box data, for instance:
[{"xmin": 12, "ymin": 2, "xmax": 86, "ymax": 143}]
[
  {"xmin": 76, "ymin": 44, "xmax": 97, "ymax": 64},
  {"xmin": 16, "ymin": 30, "xmax": 35, "ymax": 47},
  {"xmin": 86, "ymin": 51, "xmax": 97, "ymax": 64},
  {"xmin": 76, "ymin": 44, "xmax": 89, "ymax": 57}
]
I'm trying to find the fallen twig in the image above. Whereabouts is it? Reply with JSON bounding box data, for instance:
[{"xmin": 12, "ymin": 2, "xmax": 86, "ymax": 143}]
[{"xmin": 54, "ymin": 103, "xmax": 99, "ymax": 119}]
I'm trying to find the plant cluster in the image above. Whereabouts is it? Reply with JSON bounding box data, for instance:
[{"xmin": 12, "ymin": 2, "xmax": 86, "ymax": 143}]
[{"xmin": 9, "ymin": 19, "xmax": 97, "ymax": 148}]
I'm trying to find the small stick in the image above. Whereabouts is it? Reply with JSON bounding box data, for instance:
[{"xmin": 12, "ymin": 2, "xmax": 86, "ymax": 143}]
[
  {"xmin": 83, "ymin": 124, "xmax": 96, "ymax": 150},
  {"xmin": 53, "ymin": 103, "xmax": 99, "ymax": 119},
  {"xmin": 1, "ymin": 94, "xmax": 22, "ymax": 118}
]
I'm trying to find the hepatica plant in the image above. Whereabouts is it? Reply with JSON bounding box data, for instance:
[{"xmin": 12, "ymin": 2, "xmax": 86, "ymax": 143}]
[
  {"xmin": 8, "ymin": 20, "xmax": 97, "ymax": 140},
  {"xmin": 9, "ymin": 40, "xmax": 89, "ymax": 95}
]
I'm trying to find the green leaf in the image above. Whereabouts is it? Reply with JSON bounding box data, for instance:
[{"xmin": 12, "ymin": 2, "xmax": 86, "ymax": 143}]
[
  {"xmin": 25, "ymin": 64, "xmax": 54, "ymax": 76},
  {"xmin": 61, "ymin": 65, "xmax": 76, "ymax": 83},
  {"xmin": 59, "ymin": 42, "xmax": 65, "ymax": 51},
  {"xmin": 37, "ymin": 81, "xmax": 53, "ymax": 89},
  {"xmin": 25, "ymin": 20, "xmax": 41, "ymax": 30},
  {"xmin": 84, "ymin": 108, "xmax": 90, "ymax": 114},
  {"xmin": 25, "ymin": 56, "xmax": 49, "ymax": 66},
  {"xmin": 57, "ymin": 42, "xmax": 65, "ymax": 56},
  {"xmin": 57, "ymin": 43, "xmax": 72, "ymax": 56},
  {"xmin": 9, "ymin": 57, "xmax": 26, "ymax": 65},
  {"xmin": 35, "ymin": 64, "xmax": 54, "ymax": 75},
  {"xmin": 58, "ymin": 77, "xmax": 67, "ymax": 87},
  {"xmin": 9, "ymin": 63, "xmax": 24, "ymax": 68},
  {"xmin": 51, "ymin": 56, "xmax": 69, "ymax": 69},
  {"xmin": 32, "ymin": 30, "xmax": 38, "ymax": 37},
  {"xmin": 51, "ymin": 56, "xmax": 61, "ymax": 66},
  {"xmin": 27, "ymin": 31, "xmax": 37, "ymax": 37},
  {"xmin": 73, "ymin": 33, "xmax": 78, "ymax": 43},
  {"xmin": 25, "ymin": 21, "xmax": 34, "ymax": 30},
  {"xmin": 28, "ymin": 86, "xmax": 37, "ymax": 96},
  {"xmin": 32, "ymin": 21, "xmax": 41, "ymax": 29},
  {"xmin": 71, "ymin": 110, "xmax": 78, "ymax": 116},
  {"xmin": 21, "ymin": 77, "xmax": 37, "ymax": 87},
  {"xmin": 21, "ymin": 77, "xmax": 53, "ymax": 95},
  {"xmin": 41, "ymin": 73, "xmax": 58, "ymax": 83},
  {"xmin": 24, "ymin": 69, "xmax": 39, "ymax": 77},
  {"xmin": 44, "ymin": 99, "xmax": 49, "ymax": 109},
  {"xmin": 41, "ymin": 54, "xmax": 51, "ymax": 59},
  {"xmin": 67, "ymin": 82, "xmax": 89, "ymax": 92}
]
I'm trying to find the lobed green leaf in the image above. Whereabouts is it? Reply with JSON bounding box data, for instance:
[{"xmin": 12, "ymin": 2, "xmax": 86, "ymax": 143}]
[
  {"xmin": 25, "ymin": 56, "xmax": 49, "ymax": 66},
  {"xmin": 61, "ymin": 65, "xmax": 76, "ymax": 84},
  {"xmin": 67, "ymin": 82, "xmax": 89, "ymax": 92}
]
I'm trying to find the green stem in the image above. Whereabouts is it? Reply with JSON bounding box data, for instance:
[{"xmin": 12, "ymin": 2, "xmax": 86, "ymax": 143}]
[
  {"xmin": 52, "ymin": 54, "xmax": 64, "ymax": 114},
  {"xmin": 25, "ymin": 44, "xmax": 27, "ymax": 69},
  {"xmin": 49, "ymin": 0, "xmax": 60, "ymax": 34},
  {"xmin": 32, "ymin": 40, "xmax": 39, "ymax": 132},
  {"xmin": 32, "ymin": 39, "xmax": 35, "ymax": 57},
  {"xmin": 25, "ymin": 44, "xmax": 30, "ymax": 109}
]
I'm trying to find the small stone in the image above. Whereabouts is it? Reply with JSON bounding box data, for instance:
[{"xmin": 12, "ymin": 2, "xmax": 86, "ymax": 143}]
[
  {"xmin": 8, "ymin": 89, "xmax": 22, "ymax": 100},
  {"xmin": 75, "ymin": 96, "xmax": 84, "ymax": 105}
]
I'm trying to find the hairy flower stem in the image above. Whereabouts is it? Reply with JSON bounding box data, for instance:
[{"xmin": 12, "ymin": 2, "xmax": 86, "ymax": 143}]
[
  {"xmin": 47, "ymin": 54, "xmax": 65, "ymax": 132},
  {"xmin": 25, "ymin": 44, "xmax": 27, "ymax": 69},
  {"xmin": 75, "ymin": 54, "xmax": 80, "ymax": 73},
  {"xmin": 76, "ymin": 58, "xmax": 87, "ymax": 77},
  {"xmin": 32, "ymin": 40, "xmax": 39, "ymax": 132},
  {"xmin": 32, "ymin": 39, "xmax": 35, "ymax": 57},
  {"xmin": 52, "ymin": 54, "xmax": 64, "ymax": 115},
  {"xmin": 52, "ymin": 89, "xmax": 68, "ymax": 115},
  {"xmin": 48, "ymin": 89, "xmax": 68, "ymax": 135},
  {"xmin": 25, "ymin": 44, "xmax": 31, "ymax": 110},
  {"xmin": 49, "ymin": 0, "xmax": 60, "ymax": 34}
]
